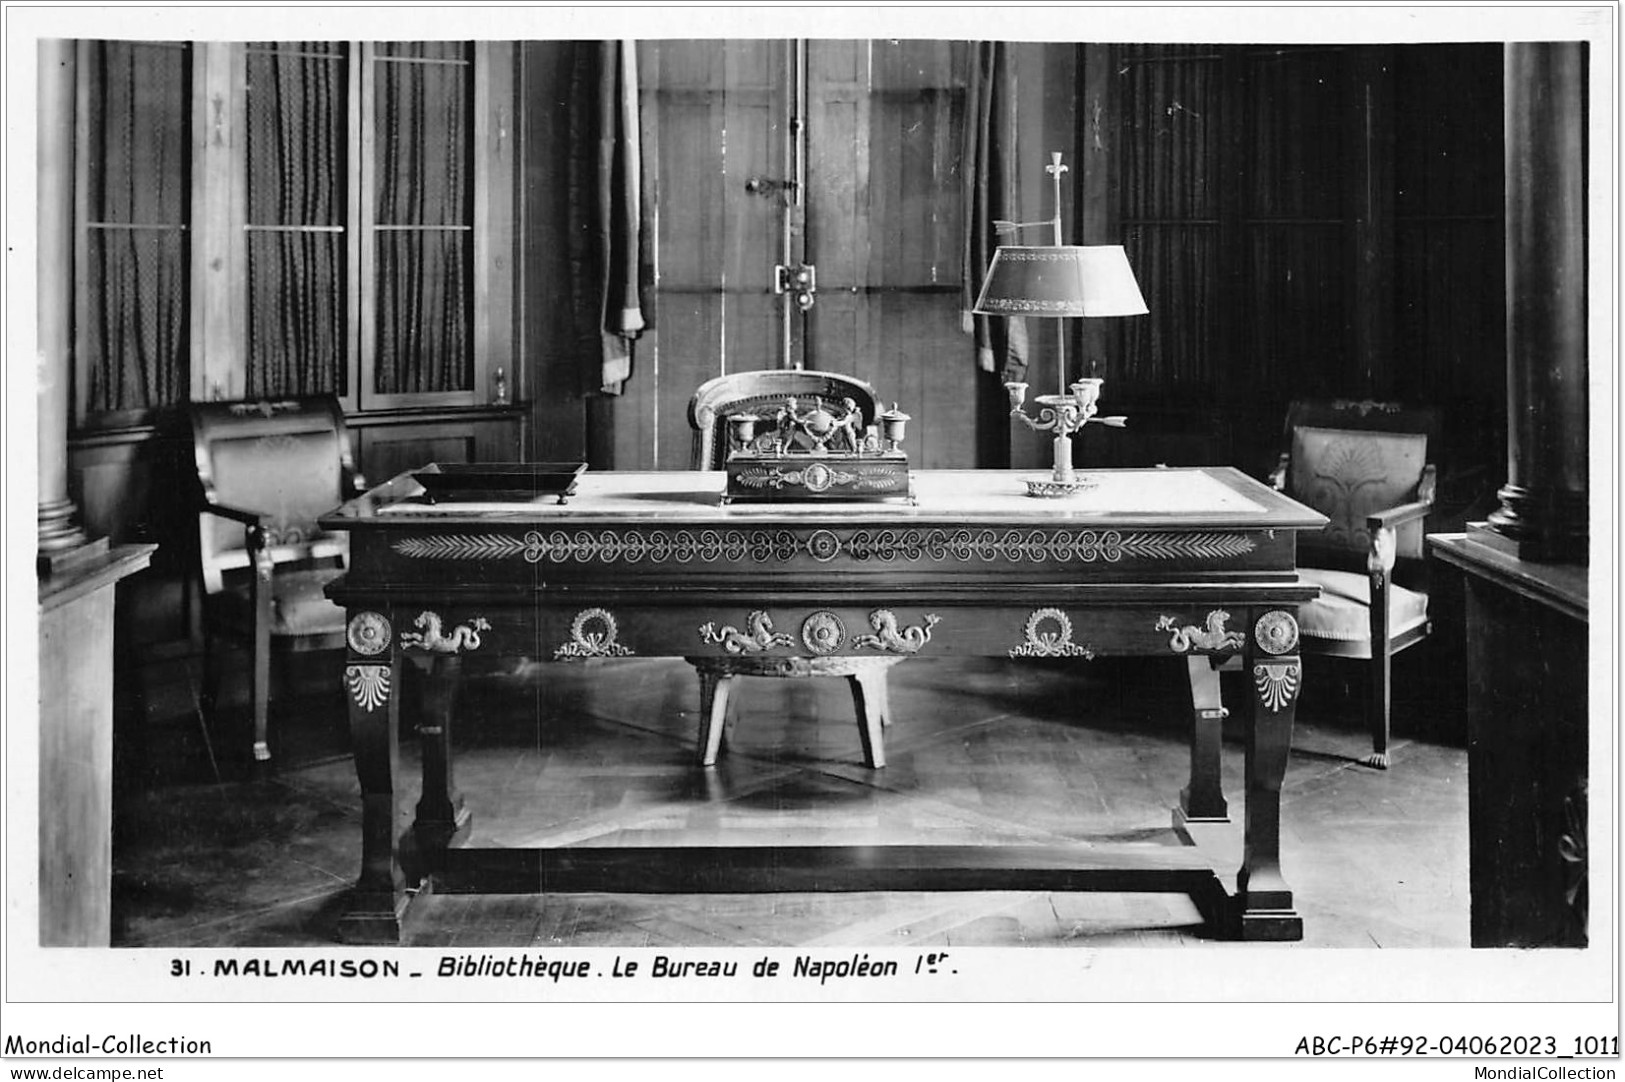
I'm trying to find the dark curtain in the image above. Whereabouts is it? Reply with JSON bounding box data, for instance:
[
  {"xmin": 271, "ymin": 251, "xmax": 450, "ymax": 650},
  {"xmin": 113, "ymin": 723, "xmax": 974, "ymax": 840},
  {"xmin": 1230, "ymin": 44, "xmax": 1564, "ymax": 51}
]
[
  {"xmin": 1116, "ymin": 45, "xmax": 1222, "ymax": 392},
  {"xmin": 245, "ymin": 43, "xmax": 346, "ymax": 397},
  {"xmin": 83, "ymin": 41, "xmax": 190, "ymax": 414},
  {"xmin": 565, "ymin": 40, "xmax": 651, "ymax": 395},
  {"xmin": 960, "ymin": 41, "xmax": 1027, "ymax": 383}
]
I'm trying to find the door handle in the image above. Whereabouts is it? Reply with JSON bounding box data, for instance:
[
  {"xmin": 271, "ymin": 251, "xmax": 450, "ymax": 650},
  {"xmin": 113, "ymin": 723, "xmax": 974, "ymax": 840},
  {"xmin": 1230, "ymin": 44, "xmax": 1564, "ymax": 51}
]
[{"xmin": 774, "ymin": 263, "xmax": 816, "ymax": 312}]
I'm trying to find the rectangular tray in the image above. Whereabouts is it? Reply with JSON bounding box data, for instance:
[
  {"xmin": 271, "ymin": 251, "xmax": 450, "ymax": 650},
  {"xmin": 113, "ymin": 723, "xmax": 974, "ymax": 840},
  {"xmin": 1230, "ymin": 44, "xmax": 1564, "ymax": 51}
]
[{"xmin": 411, "ymin": 462, "xmax": 587, "ymax": 503}]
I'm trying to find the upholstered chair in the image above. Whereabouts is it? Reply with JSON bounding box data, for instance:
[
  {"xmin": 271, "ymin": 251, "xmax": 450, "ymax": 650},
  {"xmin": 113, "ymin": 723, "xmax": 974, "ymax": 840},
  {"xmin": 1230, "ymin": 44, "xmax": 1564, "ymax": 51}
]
[{"xmin": 1272, "ymin": 400, "xmax": 1438, "ymax": 768}]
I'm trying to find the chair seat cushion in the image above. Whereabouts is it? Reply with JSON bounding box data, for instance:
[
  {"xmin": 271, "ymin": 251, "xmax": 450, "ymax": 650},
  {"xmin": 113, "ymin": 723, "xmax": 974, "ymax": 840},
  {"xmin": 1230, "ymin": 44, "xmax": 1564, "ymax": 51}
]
[
  {"xmin": 1298, "ymin": 567, "xmax": 1428, "ymax": 647},
  {"xmin": 216, "ymin": 567, "xmax": 347, "ymax": 637}
]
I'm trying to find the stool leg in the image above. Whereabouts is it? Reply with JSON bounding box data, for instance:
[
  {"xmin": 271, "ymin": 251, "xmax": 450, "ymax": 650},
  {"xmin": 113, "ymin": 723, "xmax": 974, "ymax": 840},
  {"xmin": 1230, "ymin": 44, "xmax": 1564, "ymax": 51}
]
[
  {"xmin": 698, "ymin": 668, "xmax": 736, "ymax": 767},
  {"xmin": 847, "ymin": 670, "xmax": 887, "ymax": 769}
]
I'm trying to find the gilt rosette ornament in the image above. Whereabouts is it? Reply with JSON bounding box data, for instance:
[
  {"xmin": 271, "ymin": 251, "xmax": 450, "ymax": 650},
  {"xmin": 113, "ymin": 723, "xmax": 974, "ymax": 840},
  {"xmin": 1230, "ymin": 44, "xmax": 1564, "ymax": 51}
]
[
  {"xmin": 1254, "ymin": 610, "xmax": 1300, "ymax": 655},
  {"xmin": 347, "ymin": 612, "xmax": 392, "ymax": 656}
]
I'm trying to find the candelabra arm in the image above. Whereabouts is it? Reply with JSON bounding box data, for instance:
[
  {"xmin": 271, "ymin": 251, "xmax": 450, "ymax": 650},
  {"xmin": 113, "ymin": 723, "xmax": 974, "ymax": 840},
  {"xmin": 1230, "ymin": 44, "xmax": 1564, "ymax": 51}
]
[{"xmin": 1010, "ymin": 407, "xmax": 1052, "ymax": 433}]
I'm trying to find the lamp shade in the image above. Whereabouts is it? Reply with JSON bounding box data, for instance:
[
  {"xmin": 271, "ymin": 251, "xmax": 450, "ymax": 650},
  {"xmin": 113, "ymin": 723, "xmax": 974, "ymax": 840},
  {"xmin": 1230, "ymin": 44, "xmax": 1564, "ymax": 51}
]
[{"xmin": 972, "ymin": 244, "xmax": 1148, "ymax": 318}]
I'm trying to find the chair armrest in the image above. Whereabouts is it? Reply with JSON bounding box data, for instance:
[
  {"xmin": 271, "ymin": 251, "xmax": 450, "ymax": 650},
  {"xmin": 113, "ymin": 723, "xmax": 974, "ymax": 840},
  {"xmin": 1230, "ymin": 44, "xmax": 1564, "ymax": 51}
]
[
  {"xmin": 1365, "ymin": 494, "xmax": 1434, "ymax": 575},
  {"xmin": 201, "ymin": 502, "xmax": 269, "ymax": 549},
  {"xmin": 1269, "ymin": 452, "xmax": 1290, "ymax": 492},
  {"xmin": 1366, "ymin": 498, "xmax": 1433, "ymax": 532},
  {"xmin": 201, "ymin": 501, "xmax": 268, "ymax": 527}
]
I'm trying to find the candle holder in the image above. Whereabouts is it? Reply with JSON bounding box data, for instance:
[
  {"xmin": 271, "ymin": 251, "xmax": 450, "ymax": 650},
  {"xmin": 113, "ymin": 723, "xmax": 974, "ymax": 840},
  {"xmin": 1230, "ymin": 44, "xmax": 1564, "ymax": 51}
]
[{"xmin": 1005, "ymin": 377, "xmax": 1127, "ymax": 498}]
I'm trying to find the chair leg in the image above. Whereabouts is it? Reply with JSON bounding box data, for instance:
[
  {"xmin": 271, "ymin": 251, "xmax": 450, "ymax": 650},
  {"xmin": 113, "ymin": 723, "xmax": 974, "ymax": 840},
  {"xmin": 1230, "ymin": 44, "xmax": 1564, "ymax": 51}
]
[
  {"xmin": 847, "ymin": 670, "xmax": 887, "ymax": 769},
  {"xmin": 251, "ymin": 647, "xmax": 271, "ymax": 764},
  {"xmin": 250, "ymin": 565, "xmax": 273, "ymax": 766},
  {"xmin": 1366, "ymin": 644, "xmax": 1393, "ymax": 770},
  {"xmin": 1366, "ymin": 568, "xmax": 1394, "ymax": 770},
  {"xmin": 697, "ymin": 667, "xmax": 737, "ymax": 767}
]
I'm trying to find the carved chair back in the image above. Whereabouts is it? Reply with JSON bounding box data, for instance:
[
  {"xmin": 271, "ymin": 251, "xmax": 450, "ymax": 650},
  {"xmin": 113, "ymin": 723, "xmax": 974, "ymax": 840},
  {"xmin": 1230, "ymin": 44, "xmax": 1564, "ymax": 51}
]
[
  {"xmin": 688, "ymin": 369, "xmax": 883, "ymax": 470},
  {"xmin": 190, "ymin": 396, "xmax": 359, "ymax": 594}
]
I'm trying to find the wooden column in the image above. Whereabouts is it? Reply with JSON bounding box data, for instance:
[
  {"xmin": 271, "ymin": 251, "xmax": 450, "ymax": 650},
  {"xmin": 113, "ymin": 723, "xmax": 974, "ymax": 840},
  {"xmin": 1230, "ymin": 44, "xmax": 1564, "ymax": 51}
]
[
  {"xmin": 1485, "ymin": 42, "xmax": 1589, "ymax": 562},
  {"xmin": 36, "ymin": 38, "xmax": 94, "ymax": 567}
]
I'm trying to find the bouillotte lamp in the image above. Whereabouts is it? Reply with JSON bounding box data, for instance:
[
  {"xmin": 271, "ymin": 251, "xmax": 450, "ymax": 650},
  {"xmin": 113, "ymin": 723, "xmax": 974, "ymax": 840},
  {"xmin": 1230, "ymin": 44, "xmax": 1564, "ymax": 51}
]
[{"xmin": 973, "ymin": 151, "xmax": 1148, "ymax": 497}]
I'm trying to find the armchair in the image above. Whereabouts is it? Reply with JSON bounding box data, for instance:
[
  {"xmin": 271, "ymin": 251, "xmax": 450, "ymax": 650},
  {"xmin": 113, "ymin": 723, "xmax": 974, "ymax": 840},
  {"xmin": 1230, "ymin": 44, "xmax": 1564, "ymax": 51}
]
[
  {"xmin": 686, "ymin": 369, "xmax": 900, "ymax": 768},
  {"xmin": 1272, "ymin": 400, "xmax": 1438, "ymax": 768},
  {"xmin": 189, "ymin": 396, "xmax": 362, "ymax": 766}
]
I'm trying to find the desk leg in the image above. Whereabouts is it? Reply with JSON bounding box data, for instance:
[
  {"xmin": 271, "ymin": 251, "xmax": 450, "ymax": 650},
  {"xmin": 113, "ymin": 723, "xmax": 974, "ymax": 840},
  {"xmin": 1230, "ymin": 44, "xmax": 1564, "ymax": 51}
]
[
  {"xmin": 338, "ymin": 651, "xmax": 406, "ymax": 944},
  {"xmin": 416, "ymin": 655, "xmax": 472, "ymax": 861},
  {"xmin": 1236, "ymin": 652, "xmax": 1303, "ymax": 941},
  {"xmin": 1179, "ymin": 656, "xmax": 1229, "ymax": 823}
]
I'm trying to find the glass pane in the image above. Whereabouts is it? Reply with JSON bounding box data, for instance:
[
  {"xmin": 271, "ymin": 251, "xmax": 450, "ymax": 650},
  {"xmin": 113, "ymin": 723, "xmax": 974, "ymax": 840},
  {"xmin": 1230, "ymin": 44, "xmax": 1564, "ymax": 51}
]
[
  {"xmin": 246, "ymin": 42, "xmax": 348, "ymax": 396},
  {"xmin": 84, "ymin": 41, "xmax": 190, "ymax": 226},
  {"xmin": 246, "ymin": 43, "xmax": 346, "ymax": 226},
  {"xmin": 373, "ymin": 229, "xmax": 472, "ymax": 394},
  {"xmin": 81, "ymin": 41, "xmax": 190, "ymax": 414},
  {"xmin": 377, "ymin": 41, "xmax": 468, "ymax": 61},
  {"xmin": 84, "ymin": 228, "xmax": 189, "ymax": 412},
  {"xmin": 375, "ymin": 49, "xmax": 471, "ymax": 226},
  {"xmin": 370, "ymin": 43, "xmax": 473, "ymax": 398},
  {"xmin": 246, "ymin": 230, "xmax": 348, "ymax": 396}
]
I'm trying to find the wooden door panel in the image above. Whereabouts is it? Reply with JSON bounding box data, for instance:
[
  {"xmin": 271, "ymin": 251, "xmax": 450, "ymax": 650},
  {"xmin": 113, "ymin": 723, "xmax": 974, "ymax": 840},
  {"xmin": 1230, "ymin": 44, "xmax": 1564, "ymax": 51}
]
[
  {"xmin": 877, "ymin": 294, "xmax": 977, "ymax": 469},
  {"xmin": 804, "ymin": 40, "xmax": 974, "ymax": 468},
  {"xmin": 356, "ymin": 416, "xmax": 523, "ymax": 483},
  {"xmin": 634, "ymin": 40, "xmax": 789, "ymax": 469},
  {"xmin": 360, "ymin": 431, "xmax": 477, "ymax": 484},
  {"xmin": 805, "ymin": 43, "xmax": 870, "ymax": 290},
  {"xmin": 638, "ymin": 39, "xmax": 975, "ymax": 470}
]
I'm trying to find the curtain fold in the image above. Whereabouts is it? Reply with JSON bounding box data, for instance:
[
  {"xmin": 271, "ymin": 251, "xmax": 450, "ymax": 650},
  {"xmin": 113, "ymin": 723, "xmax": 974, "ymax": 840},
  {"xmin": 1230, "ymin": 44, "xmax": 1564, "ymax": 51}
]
[
  {"xmin": 960, "ymin": 41, "xmax": 1027, "ymax": 383},
  {"xmin": 598, "ymin": 40, "xmax": 648, "ymax": 394},
  {"xmin": 564, "ymin": 40, "xmax": 650, "ymax": 396}
]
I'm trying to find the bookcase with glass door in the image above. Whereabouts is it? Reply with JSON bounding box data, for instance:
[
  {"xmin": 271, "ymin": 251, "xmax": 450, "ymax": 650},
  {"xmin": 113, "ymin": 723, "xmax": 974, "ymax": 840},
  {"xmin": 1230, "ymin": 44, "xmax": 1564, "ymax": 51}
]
[{"xmin": 67, "ymin": 38, "xmax": 526, "ymax": 648}]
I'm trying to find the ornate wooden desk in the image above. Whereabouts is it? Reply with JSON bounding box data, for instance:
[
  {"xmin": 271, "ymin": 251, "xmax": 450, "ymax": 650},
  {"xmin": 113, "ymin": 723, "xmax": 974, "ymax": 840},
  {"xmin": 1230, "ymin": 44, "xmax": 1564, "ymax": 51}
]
[{"xmin": 321, "ymin": 467, "xmax": 1325, "ymax": 943}]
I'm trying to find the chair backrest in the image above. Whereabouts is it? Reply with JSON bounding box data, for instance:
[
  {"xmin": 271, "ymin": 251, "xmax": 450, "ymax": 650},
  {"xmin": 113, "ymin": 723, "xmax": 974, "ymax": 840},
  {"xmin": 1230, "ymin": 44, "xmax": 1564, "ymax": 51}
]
[
  {"xmin": 189, "ymin": 396, "xmax": 358, "ymax": 593},
  {"xmin": 687, "ymin": 369, "xmax": 883, "ymax": 470},
  {"xmin": 1282, "ymin": 399, "xmax": 1437, "ymax": 561}
]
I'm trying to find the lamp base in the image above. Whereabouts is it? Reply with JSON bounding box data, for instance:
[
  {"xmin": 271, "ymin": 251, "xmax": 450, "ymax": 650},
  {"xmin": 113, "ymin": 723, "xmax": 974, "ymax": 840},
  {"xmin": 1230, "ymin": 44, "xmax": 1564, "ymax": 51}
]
[{"xmin": 1025, "ymin": 477, "xmax": 1098, "ymax": 499}]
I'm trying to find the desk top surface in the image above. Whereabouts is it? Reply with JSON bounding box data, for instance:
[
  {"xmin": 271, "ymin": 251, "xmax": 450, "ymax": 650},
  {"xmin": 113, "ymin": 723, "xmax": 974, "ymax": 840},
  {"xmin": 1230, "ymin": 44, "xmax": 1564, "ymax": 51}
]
[{"xmin": 324, "ymin": 466, "xmax": 1325, "ymax": 532}]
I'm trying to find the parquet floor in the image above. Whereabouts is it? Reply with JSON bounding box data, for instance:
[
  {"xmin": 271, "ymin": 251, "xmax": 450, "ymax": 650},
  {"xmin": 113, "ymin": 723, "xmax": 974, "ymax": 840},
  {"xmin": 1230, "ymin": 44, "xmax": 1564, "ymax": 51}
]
[{"xmin": 110, "ymin": 652, "xmax": 1469, "ymax": 949}]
